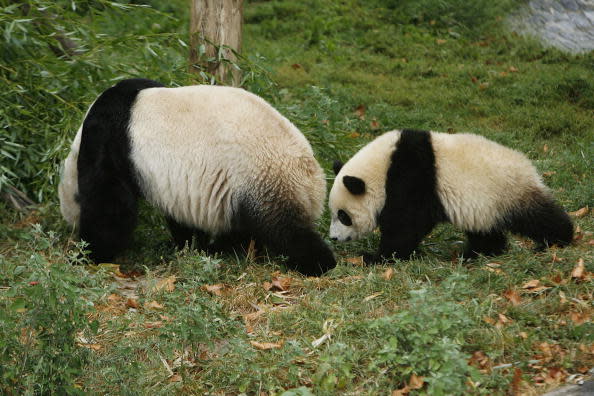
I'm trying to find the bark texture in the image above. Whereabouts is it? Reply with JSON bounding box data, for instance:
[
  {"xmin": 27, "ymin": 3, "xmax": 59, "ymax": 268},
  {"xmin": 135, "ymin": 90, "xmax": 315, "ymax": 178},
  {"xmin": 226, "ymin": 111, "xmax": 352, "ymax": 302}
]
[{"xmin": 189, "ymin": 0, "xmax": 243, "ymax": 86}]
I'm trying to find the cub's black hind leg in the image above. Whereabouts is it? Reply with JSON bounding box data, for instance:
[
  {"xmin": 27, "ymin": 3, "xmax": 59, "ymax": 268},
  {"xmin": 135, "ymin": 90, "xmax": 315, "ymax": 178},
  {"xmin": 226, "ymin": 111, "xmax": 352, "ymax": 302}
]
[
  {"xmin": 464, "ymin": 230, "xmax": 507, "ymax": 259},
  {"xmin": 507, "ymin": 195, "xmax": 573, "ymax": 250},
  {"xmin": 78, "ymin": 183, "xmax": 139, "ymax": 263},
  {"xmin": 165, "ymin": 216, "xmax": 209, "ymax": 250}
]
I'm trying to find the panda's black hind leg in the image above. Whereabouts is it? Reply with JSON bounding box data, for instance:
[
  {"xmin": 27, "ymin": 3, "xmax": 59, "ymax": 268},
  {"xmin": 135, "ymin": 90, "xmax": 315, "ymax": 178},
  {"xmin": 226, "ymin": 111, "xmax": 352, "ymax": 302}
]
[
  {"xmin": 507, "ymin": 195, "xmax": 573, "ymax": 249},
  {"xmin": 78, "ymin": 182, "xmax": 139, "ymax": 263},
  {"xmin": 464, "ymin": 230, "xmax": 508, "ymax": 259},
  {"xmin": 165, "ymin": 216, "xmax": 210, "ymax": 250}
]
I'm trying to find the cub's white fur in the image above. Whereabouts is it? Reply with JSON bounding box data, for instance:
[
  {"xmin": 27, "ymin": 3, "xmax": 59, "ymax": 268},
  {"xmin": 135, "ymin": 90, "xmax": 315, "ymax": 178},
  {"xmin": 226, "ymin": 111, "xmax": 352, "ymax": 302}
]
[
  {"xmin": 330, "ymin": 130, "xmax": 549, "ymax": 241},
  {"xmin": 431, "ymin": 132, "xmax": 547, "ymax": 232}
]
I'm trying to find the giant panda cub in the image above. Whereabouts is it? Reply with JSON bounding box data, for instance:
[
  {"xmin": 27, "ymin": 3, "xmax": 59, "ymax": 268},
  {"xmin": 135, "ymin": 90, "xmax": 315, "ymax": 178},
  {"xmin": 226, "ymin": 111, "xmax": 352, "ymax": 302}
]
[
  {"xmin": 59, "ymin": 78, "xmax": 335, "ymax": 276},
  {"xmin": 329, "ymin": 129, "xmax": 573, "ymax": 263}
]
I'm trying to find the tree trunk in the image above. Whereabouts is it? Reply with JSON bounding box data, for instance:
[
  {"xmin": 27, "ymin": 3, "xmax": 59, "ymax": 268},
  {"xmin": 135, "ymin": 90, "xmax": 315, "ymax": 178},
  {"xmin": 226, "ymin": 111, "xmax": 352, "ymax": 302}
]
[{"xmin": 189, "ymin": 0, "xmax": 244, "ymax": 86}]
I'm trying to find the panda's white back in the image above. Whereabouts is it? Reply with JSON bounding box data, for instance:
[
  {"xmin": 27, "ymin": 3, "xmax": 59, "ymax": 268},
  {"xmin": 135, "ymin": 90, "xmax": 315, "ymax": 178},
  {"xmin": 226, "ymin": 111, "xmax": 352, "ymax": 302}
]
[
  {"xmin": 128, "ymin": 85, "xmax": 325, "ymax": 234},
  {"xmin": 431, "ymin": 132, "xmax": 547, "ymax": 232}
]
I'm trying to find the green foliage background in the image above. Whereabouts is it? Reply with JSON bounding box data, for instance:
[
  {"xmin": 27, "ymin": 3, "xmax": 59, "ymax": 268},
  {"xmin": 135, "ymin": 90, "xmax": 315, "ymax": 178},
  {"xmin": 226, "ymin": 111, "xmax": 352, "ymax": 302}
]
[{"xmin": 1, "ymin": 0, "xmax": 593, "ymax": 394}]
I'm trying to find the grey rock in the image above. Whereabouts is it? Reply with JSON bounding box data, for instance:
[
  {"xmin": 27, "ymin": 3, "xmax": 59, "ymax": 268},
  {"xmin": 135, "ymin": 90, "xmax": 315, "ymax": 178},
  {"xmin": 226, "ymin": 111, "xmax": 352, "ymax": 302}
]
[
  {"xmin": 507, "ymin": 0, "xmax": 594, "ymax": 53},
  {"xmin": 542, "ymin": 379, "xmax": 594, "ymax": 396},
  {"xmin": 561, "ymin": 0, "xmax": 580, "ymax": 12}
]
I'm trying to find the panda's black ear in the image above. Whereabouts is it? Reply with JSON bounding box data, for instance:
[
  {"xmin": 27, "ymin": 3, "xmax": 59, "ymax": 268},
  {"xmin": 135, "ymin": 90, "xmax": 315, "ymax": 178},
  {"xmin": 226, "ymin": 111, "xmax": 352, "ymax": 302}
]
[
  {"xmin": 332, "ymin": 160, "xmax": 344, "ymax": 176},
  {"xmin": 343, "ymin": 175, "xmax": 365, "ymax": 195}
]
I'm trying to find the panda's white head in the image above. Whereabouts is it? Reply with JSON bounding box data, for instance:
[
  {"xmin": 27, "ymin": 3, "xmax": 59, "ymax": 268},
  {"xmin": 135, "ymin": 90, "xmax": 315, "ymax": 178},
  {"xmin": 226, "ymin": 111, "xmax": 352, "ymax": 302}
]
[{"xmin": 328, "ymin": 131, "xmax": 400, "ymax": 242}]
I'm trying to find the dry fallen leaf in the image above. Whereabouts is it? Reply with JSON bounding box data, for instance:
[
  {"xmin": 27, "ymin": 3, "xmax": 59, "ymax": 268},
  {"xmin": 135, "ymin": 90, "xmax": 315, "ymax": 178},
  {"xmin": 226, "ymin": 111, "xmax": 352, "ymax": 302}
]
[
  {"xmin": 345, "ymin": 256, "xmax": 364, "ymax": 266},
  {"xmin": 544, "ymin": 367, "xmax": 568, "ymax": 385},
  {"xmin": 436, "ymin": 39, "xmax": 446, "ymax": 45},
  {"xmin": 201, "ymin": 284, "xmax": 228, "ymax": 296},
  {"xmin": 250, "ymin": 340, "xmax": 283, "ymax": 350},
  {"xmin": 363, "ymin": 292, "xmax": 384, "ymax": 302},
  {"xmin": 569, "ymin": 312, "xmax": 589, "ymax": 325},
  {"xmin": 408, "ymin": 374, "xmax": 424, "ymax": 390},
  {"xmin": 154, "ymin": 276, "xmax": 176, "ymax": 293},
  {"xmin": 479, "ymin": 82, "xmax": 489, "ymax": 90},
  {"xmin": 349, "ymin": 131, "xmax": 361, "ymax": 138},
  {"xmin": 291, "ymin": 63, "xmax": 302, "ymax": 69},
  {"xmin": 519, "ymin": 331, "xmax": 528, "ymax": 339},
  {"xmin": 509, "ymin": 66, "xmax": 519, "ymax": 72},
  {"xmin": 550, "ymin": 273, "xmax": 565, "ymax": 285},
  {"xmin": 272, "ymin": 276, "xmax": 291, "ymax": 290},
  {"xmin": 496, "ymin": 313, "xmax": 512, "ymax": 328},
  {"xmin": 522, "ymin": 279, "xmax": 541, "ymax": 289},
  {"xmin": 77, "ymin": 342, "xmax": 102, "ymax": 351},
  {"xmin": 354, "ymin": 104, "xmax": 366, "ymax": 120},
  {"xmin": 382, "ymin": 268, "xmax": 395, "ymax": 280},
  {"xmin": 559, "ymin": 291, "xmax": 567, "ymax": 304},
  {"xmin": 125, "ymin": 298, "xmax": 139, "ymax": 309},
  {"xmin": 144, "ymin": 321, "xmax": 163, "ymax": 329},
  {"xmin": 571, "ymin": 259, "xmax": 585, "ymax": 280},
  {"xmin": 573, "ymin": 225, "xmax": 583, "ymax": 241},
  {"xmin": 107, "ymin": 293, "xmax": 121, "ymax": 303},
  {"xmin": 370, "ymin": 119, "xmax": 380, "ymax": 130},
  {"xmin": 145, "ymin": 300, "xmax": 164, "ymax": 310},
  {"xmin": 503, "ymin": 289, "xmax": 522, "ymax": 306},
  {"xmin": 391, "ymin": 388, "xmax": 409, "ymax": 396},
  {"xmin": 485, "ymin": 262, "xmax": 503, "ymax": 274},
  {"xmin": 542, "ymin": 171, "xmax": 556, "ymax": 177},
  {"xmin": 569, "ymin": 207, "xmax": 589, "ymax": 218},
  {"xmin": 511, "ymin": 367, "xmax": 523, "ymax": 395},
  {"xmin": 168, "ymin": 374, "xmax": 182, "ymax": 383},
  {"xmin": 543, "ymin": 144, "xmax": 549, "ymax": 153},
  {"xmin": 468, "ymin": 351, "xmax": 492, "ymax": 372}
]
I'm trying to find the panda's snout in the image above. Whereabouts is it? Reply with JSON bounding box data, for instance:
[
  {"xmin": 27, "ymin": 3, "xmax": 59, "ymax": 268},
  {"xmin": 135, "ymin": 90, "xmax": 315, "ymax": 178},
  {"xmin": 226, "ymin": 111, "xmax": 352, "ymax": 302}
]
[{"xmin": 330, "ymin": 237, "xmax": 338, "ymax": 241}]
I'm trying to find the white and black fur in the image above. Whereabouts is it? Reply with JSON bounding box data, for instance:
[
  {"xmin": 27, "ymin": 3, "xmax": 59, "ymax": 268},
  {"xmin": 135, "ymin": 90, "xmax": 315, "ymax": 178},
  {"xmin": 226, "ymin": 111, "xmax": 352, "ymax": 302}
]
[
  {"xmin": 329, "ymin": 129, "xmax": 573, "ymax": 262},
  {"xmin": 59, "ymin": 78, "xmax": 335, "ymax": 276}
]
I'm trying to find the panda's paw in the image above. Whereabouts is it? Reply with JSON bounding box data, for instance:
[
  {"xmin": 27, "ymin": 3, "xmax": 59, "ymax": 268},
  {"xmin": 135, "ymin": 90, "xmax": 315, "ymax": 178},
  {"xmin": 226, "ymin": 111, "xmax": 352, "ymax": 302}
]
[
  {"xmin": 290, "ymin": 245, "xmax": 336, "ymax": 277},
  {"xmin": 362, "ymin": 252, "xmax": 381, "ymax": 265}
]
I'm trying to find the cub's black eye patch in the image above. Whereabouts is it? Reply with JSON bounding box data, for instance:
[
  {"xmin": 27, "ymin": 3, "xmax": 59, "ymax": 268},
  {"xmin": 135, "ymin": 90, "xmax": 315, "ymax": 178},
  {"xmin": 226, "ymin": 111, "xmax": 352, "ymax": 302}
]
[{"xmin": 337, "ymin": 209, "xmax": 352, "ymax": 226}]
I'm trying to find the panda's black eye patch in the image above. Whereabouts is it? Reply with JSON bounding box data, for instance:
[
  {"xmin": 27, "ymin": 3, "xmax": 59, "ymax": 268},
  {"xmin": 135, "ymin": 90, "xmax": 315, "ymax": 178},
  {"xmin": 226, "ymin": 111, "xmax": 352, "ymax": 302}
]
[{"xmin": 337, "ymin": 210, "xmax": 352, "ymax": 226}]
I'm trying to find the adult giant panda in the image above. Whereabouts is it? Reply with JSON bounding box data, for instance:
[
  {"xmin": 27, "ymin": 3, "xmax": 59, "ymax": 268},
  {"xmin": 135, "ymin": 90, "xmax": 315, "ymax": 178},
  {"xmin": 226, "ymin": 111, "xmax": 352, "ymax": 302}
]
[
  {"xmin": 329, "ymin": 129, "xmax": 573, "ymax": 262},
  {"xmin": 59, "ymin": 78, "xmax": 335, "ymax": 276}
]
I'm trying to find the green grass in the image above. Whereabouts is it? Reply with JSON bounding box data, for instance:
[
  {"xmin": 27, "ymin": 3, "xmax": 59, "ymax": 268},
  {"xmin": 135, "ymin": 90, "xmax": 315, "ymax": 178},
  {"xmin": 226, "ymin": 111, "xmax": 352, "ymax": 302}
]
[{"xmin": 1, "ymin": 0, "xmax": 593, "ymax": 394}]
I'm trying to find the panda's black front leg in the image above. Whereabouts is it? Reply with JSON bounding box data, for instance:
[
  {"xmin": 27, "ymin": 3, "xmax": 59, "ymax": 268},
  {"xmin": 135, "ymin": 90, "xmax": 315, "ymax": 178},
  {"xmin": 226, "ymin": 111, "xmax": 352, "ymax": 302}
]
[{"xmin": 165, "ymin": 216, "xmax": 209, "ymax": 250}]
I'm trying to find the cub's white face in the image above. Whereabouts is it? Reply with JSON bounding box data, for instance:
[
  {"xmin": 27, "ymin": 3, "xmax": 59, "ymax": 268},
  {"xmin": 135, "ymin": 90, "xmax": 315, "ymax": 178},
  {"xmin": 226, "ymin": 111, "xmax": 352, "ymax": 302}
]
[
  {"xmin": 328, "ymin": 131, "xmax": 400, "ymax": 242},
  {"xmin": 328, "ymin": 176, "xmax": 378, "ymax": 241}
]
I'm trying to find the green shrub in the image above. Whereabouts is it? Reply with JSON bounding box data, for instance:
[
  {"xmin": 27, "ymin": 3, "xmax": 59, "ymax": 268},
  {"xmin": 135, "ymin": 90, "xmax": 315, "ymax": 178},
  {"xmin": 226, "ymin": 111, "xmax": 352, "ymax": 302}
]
[
  {"xmin": 0, "ymin": 226, "xmax": 105, "ymax": 395},
  {"xmin": 366, "ymin": 275, "xmax": 480, "ymax": 395}
]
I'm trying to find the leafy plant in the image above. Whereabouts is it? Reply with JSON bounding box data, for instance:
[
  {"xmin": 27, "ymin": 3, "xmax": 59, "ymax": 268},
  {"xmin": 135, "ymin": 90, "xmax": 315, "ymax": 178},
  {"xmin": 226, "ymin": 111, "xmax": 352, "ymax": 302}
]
[
  {"xmin": 0, "ymin": 226, "xmax": 104, "ymax": 395},
  {"xmin": 367, "ymin": 275, "xmax": 480, "ymax": 395}
]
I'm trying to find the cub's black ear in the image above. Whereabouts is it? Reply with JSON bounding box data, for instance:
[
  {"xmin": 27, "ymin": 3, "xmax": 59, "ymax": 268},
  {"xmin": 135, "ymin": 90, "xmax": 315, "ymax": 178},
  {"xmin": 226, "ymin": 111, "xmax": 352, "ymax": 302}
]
[
  {"xmin": 343, "ymin": 175, "xmax": 365, "ymax": 195},
  {"xmin": 332, "ymin": 160, "xmax": 344, "ymax": 175}
]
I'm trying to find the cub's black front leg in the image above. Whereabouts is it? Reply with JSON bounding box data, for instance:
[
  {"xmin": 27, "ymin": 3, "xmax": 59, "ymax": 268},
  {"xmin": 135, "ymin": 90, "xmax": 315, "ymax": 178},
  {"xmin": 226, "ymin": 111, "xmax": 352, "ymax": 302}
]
[
  {"xmin": 374, "ymin": 230, "xmax": 425, "ymax": 263},
  {"xmin": 361, "ymin": 231, "xmax": 422, "ymax": 265}
]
